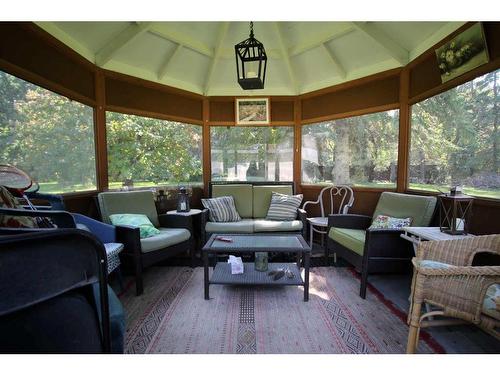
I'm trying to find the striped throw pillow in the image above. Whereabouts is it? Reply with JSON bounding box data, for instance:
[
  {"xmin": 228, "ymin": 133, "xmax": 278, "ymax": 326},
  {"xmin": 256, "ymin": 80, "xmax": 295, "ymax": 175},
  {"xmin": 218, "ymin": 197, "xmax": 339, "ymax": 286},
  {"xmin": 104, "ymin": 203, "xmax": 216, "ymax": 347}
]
[
  {"xmin": 266, "ymin": 192, "xmax": 303, "ymax": 221},
  {"xmin": 201, "ymin": 196, "xmax": 241, "ymax": 222}
]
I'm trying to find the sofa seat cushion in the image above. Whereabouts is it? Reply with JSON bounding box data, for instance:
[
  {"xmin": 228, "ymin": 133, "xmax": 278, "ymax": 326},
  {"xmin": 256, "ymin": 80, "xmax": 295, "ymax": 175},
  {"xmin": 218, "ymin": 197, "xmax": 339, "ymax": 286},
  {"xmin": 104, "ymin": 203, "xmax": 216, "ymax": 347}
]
[
  {"xmin": 140, "ymin": 228, "xmax": 191, "ymax": 253},
  {"xmin": 205, "ymin": 219, "xmax": 254, "ymax": 233},
  {"xmin": 253, "ymin": 219, "xmax": 303, "ymax": 232},
  {"xmin": 329, "ymin": 227, "xmax": 366, "ymax": 256}
]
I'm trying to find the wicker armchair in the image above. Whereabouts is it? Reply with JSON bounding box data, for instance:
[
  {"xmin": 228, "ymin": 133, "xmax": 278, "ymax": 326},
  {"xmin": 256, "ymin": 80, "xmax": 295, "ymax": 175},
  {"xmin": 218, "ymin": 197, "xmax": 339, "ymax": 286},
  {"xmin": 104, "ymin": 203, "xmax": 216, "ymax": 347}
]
[{"xmin": 406, "ymin": 235, "xmax": 500, "ymax": 353}]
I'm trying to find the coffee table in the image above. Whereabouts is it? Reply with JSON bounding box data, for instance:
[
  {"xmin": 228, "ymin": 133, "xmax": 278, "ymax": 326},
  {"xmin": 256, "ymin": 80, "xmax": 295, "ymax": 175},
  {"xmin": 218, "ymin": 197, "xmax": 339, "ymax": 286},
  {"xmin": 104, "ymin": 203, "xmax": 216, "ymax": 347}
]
[{"xmin": 202, "ymin": 233, "xmax": 311, "ymax": 301}]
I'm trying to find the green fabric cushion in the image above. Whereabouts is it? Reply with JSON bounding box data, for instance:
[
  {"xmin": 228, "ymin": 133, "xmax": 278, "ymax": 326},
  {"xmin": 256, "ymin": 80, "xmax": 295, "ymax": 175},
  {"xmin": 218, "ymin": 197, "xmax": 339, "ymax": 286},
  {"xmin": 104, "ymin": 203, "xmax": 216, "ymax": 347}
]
[
  {"xmin": 328, "ymin": 227, "xmax": 366, "ymax": 256},
  {"xmin": 98, "ymin": 190, "xmax": 159, "ymax": 227},
  {"xmin": 252, "ymin": 185, "xmax": 293, "ymax": 218},
  {"xmin": 372, "ymin": 192, "xmax": 437, "ymax": 227},
  {"xmin": 140, "ymin": 228, "xmax": 191, "ymax": 253},
  {"xmin": 253, "ymin": 219, "xmax": 303, "ymax": 232},
  {"xmin": 212, "ymin": 185, "xmax": 253, "ymax": 218},
  {"xmin": 205, "ymin": 219, "xmax": 254, "ymax": 233},
  {"xmin": 109, "ymin": 213, "xmax": 160, "ymax": 239}
]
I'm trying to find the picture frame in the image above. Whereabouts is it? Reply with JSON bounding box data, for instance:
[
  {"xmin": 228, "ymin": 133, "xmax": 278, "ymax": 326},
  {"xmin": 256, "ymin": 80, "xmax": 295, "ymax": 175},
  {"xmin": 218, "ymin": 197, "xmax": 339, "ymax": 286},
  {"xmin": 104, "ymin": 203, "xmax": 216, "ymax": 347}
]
[
  {"xmin": 235, "ymin": 98, "xmax": 270, "ymax": 125},
  {"xmin": 435, "ymin": 22, "xmax": 489, "ymax": 84}
]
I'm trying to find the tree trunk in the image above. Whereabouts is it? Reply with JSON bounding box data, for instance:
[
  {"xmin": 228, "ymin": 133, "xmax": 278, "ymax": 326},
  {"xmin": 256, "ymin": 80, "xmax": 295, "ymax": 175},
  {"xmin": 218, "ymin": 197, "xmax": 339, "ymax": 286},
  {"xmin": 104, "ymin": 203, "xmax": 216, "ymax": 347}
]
[{"xmin": 332, "ymin": 120, "xmax": 350, "ymax": 184}]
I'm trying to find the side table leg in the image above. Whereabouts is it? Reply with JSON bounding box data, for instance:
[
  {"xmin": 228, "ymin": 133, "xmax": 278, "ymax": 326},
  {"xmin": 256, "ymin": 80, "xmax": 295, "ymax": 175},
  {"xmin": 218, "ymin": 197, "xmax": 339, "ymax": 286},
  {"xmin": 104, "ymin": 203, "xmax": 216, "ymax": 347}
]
[
  {"xmin": 304, "ymin": 252, "xmax": 310, "ymax": 302},
  {"xmin": 204, "ymin": 251, "xmax": 210, "ymax": 300}
]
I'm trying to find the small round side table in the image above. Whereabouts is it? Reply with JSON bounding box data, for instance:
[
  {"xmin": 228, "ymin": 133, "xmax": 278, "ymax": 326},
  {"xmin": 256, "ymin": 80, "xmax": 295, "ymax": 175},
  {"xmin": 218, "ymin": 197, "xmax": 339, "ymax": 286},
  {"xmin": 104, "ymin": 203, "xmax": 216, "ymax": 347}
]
[
  {"xmin": 166, "ymin": 209, "xmax": 202, "ymax": 216},
  {"xmin": 166, "ymin": 209, "xmax": 203, "ymax": 264},
  {"xmin": 307, "ymin": 216, "xmax": 332, "ymax": 263}
]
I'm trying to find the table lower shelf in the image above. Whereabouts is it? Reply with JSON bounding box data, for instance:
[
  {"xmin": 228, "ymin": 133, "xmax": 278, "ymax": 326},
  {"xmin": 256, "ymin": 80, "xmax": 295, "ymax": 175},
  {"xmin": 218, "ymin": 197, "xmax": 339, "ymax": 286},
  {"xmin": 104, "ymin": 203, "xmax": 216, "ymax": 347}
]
[{"xmin": 210, "ymin": 262, "xmax": 304, "ymax": 286}]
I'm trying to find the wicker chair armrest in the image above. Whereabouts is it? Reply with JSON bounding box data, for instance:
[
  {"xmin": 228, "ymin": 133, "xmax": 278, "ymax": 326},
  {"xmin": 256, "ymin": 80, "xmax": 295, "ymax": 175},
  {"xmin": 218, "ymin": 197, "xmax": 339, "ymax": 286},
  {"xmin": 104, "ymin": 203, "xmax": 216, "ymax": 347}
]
[
  {"xmin": 416, "ymin": 234, "xmax": 500, "ymax": 265},
  {"xmin": 413, "ymin": 258, "xmax": 500, "ymax": 277}
]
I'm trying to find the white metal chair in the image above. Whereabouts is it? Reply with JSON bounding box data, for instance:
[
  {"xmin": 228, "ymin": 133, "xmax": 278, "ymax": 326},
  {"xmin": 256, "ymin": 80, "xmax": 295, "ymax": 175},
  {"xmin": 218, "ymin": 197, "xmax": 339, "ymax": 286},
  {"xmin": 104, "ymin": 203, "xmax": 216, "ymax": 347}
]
[{"xmin": 303, "ymin": 185, "xmax": 354, "ymax": 262}]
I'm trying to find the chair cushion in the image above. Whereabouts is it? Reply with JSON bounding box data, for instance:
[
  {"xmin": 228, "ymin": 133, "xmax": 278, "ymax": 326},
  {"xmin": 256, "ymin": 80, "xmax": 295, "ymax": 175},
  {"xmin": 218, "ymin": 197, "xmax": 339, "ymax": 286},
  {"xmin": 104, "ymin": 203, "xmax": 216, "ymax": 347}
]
[
  {"xmin": 201, "ymin": 196, "xmax": 241, "ymax": 222},
  {"xmin": 109, "ymin": 214, "xmax": 160, "ymax": 239},
  {"xmin": 483, "ymin": 283, "xmax": 500, "ymax": 320},
  {"xmin": 328, "ymin": 227, "xmax": 366, "ymax": 256},
  {"xmin": 97, "ymin": 190, "xmax": 159, "ymax": 227},
  {"xmin": 266, "ymin": 192, "xmax": 303, "ymax": 221},
  {"xmin": 253, "ymin": 219, "xmax": 303, "ymax": 232},
  {"xmin": 205, "ymin": 219, "xmax": 254, "ymax": 233},
  {"xmin": 372, "ymin": 192, "xmax": 437, "ymax": 227},
  {"xmin": 252, "ymin": 185, "xmax": 293, "ymax": 218},
  {"xmin": 212, "ymin": 184, "xmax": 253, "ymax": 218},
  {"xmin": 104, "ymin": 243, "xmax": 124, "ymax": 274},
  {"xmin": 140, "ymin": 228, "xmax": 191, "ymax": 253}
]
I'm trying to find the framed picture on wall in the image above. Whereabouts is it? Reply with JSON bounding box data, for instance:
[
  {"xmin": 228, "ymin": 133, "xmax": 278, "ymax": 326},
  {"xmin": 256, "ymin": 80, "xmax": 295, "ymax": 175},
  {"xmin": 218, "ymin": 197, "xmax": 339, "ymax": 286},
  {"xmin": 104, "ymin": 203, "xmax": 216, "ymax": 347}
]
[
  {"xmin": 435, "ymin": 22, "xmax": 489, "ymax": 83},
  {"xmin": 235, "ymin": 98, "xmax": 270, "ymax": 125}
]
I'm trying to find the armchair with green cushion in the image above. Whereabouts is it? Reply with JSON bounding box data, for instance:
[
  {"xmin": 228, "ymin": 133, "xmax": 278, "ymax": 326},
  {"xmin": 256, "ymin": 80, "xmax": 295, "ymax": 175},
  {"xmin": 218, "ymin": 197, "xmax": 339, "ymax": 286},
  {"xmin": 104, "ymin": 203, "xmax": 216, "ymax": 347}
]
[
  {"xmin": 327, "ymin": 192, "xmax": 437, "ymax": 299},
  {"xmin": 97, "ymin": 190, "xmax": 194, "ymax": 296}
]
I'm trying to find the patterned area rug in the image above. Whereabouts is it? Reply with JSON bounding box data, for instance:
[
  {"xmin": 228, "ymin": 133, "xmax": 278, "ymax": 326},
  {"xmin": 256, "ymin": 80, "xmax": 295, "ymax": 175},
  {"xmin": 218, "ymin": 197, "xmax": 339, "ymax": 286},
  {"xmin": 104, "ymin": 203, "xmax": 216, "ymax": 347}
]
[{"xmin": 120, "ymin": 266, "xmax": 443, "ymax": 354}]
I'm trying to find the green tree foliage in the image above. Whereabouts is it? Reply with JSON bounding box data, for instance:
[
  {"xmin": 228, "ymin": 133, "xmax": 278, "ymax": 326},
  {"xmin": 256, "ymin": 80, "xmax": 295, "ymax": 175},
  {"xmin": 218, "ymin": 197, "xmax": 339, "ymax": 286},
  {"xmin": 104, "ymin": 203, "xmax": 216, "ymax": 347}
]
[
  {"xmin": 106, "ymin": 112, "xmax": 202, "ymax": 186},
  {"xmin": 301, "ymin": 110, "xmax": 399, "ymax": 186},
  {"xmin": 0, "ymin": 71, "xmax": 96, "ymax": 192},
  {"xmin": 410, "ymin": 69, "xmax": 499, "ymax": 197}
]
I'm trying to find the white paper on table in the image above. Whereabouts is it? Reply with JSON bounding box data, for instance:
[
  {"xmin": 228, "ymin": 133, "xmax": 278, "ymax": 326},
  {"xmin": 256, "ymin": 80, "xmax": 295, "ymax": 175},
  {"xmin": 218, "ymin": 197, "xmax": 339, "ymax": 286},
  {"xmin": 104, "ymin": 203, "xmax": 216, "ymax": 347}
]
[{"xmin": 227, "ymin": 255, "xmax": 244, "ymax": 274}]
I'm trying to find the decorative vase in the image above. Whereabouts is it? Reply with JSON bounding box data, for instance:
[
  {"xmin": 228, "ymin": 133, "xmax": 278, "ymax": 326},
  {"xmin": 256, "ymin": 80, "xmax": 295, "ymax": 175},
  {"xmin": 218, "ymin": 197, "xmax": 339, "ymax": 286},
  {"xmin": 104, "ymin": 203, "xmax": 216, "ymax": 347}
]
[{"xmin": 255, "ymin": 252, "xmax": 268, "ymax": 272}]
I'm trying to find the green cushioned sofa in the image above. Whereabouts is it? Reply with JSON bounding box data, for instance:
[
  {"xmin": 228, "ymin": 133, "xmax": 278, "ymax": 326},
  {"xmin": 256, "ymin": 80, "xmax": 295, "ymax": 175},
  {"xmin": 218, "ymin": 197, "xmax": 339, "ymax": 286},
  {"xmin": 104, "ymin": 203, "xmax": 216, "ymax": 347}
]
[
  {"xmin": 201, "ymin": 182, "xmax": 307, "ymax": 243},
  {"xmin": 327, "ymin": 192, "xmax": 437, "ymax": 299}
]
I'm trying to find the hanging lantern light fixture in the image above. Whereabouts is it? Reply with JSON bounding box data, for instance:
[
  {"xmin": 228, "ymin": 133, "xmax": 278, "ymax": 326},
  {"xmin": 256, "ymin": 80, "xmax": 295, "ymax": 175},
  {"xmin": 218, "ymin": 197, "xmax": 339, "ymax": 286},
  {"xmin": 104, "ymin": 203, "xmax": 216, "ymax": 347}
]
[{"xmin": 234, "ymin": 22, "xmax": 267, "ymax": 90}]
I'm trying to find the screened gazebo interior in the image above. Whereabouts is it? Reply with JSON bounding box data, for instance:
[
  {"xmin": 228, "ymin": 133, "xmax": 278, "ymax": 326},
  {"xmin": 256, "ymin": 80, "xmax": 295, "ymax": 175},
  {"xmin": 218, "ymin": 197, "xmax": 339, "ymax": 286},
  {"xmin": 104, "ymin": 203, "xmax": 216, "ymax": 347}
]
[{"xmin": 1, "ymin": 3, "xmax": 499, "ymax": 363}]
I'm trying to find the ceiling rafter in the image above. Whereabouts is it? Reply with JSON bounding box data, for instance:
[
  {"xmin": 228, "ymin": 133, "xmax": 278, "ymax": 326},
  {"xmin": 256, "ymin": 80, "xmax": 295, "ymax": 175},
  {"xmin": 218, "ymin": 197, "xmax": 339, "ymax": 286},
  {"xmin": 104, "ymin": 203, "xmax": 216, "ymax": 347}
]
[
  {"xmin": 157, "ymin": 43, "xmax": 183, "ymax": 81},
  {"xmin": 352, "ymin": 22, "xmax": 408, "ymax": 66},
  {"xmin": 148, "ymin": 24, "xmax": 214, "ymax": 57},
  {"xmin": 289, "ymin": 24, "xmax": 355, "ymax": 57},
  {"xmin": 321, "ymin": 43, "xmax": 346, "ymax": 79},
  {"xmin": 95, "ymin": 22, "xmax": 152, "ymax": 67},
  {"xmin": 204, "ymin": 22, "xmax": 230, "ymax": 95},
  {"xmin": 275, "ymin": 22, "xmax": 299, "ymax": 95}
]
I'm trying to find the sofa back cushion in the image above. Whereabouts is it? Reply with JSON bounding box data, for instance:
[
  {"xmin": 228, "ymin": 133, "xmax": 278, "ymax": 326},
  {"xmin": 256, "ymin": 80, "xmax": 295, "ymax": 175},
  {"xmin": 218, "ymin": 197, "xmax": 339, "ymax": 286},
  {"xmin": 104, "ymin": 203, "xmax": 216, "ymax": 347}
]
[
  {"xmin": 212, "ymin": 184, "xmax": 253, "ymax": 218},
  {"xmin": 252, "ymin": 185, "xmax": 293, "ymax": 218},
  {"xmin": 97, "ymin": 190, "xmax": 159, "ymax": 227},
  {"xmin": 372, "ymin": 192, "xmax": 437, "ymax": 227}
]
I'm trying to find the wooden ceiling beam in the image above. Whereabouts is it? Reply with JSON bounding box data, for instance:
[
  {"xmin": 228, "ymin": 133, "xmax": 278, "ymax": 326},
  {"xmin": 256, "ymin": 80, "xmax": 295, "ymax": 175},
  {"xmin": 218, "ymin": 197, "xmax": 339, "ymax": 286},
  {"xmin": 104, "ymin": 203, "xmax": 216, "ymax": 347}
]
[
  {"xmin": 352, "ymin": 22, "xmax": 409, "ymax": 65},
  {"xmin": 321, "ymin": 43, "xmax": 346, "ymax": 79},
  {"xmin": 95, "ymin": 22, "xmax": 152, "ymax": 67},
  {"xmin": 157, "ymin": 43, "xmax": 183, "ymax": 81},
  {"xmin": 204, "ymin": 22, "xmax": 230, "ymax": 95},
  {"xmin": 289, "ymin": 24, "xmax": 355, "ymax": 57},
  {"xmin": 275, "ymin": 22, "xmax": 299, "ymax": 95},
  {"xmin": 149, "ymin": 24, "xmax": 214, "ymax": 57}
]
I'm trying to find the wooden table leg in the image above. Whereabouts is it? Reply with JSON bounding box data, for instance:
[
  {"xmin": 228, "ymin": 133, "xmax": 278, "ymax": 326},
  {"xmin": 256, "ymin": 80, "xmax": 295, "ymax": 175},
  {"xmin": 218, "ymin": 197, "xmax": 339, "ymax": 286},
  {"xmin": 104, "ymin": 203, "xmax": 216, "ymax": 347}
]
[
  {"xmin": 303, "ymin": 252, "xmax": 310, "ymax": 302},
  {"xmin": 203, "ymin": 250, "xmax": 209, "ymax": 300}
]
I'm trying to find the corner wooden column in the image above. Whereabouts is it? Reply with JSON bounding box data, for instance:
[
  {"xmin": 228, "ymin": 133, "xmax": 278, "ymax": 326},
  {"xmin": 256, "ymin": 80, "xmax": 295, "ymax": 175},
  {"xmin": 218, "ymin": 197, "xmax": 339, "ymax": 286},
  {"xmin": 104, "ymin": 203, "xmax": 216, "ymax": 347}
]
[
  {"xmin": 94, "ymin": 69, "xmax": 108, "ymax": 191},
  {"xmin": 293, "ymin": 98, "xmax": 302, "ymax": 193},
  {"xmin": 396, "ymin": 67, "xmax": 410, "ymax": 193},
  {"xmin": 202, "ymin": 98, "xmax": 211, "ymax": 196}
]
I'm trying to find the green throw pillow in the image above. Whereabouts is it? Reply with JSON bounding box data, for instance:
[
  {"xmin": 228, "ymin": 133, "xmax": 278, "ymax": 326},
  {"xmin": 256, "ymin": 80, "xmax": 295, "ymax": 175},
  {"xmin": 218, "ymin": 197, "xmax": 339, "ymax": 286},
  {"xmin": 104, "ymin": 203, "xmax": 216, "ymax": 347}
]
[{"xmin": 109, "ymin": 213, "xmax": 160, "ymax": 239}]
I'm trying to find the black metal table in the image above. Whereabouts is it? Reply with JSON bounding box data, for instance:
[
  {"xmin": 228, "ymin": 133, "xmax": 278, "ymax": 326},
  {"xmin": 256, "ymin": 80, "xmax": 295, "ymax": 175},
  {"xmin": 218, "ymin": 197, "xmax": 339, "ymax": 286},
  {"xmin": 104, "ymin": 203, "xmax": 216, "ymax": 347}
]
[{"xmin": 202, "ymin": 233, "xmax": 311, "ymax": 301}]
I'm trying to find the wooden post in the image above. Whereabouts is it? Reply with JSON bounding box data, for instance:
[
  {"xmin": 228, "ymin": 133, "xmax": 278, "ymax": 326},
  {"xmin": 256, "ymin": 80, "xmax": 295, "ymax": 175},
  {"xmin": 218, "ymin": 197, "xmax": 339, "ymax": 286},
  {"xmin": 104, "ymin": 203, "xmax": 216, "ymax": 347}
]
[
  {"xmin": 202, "ymin": 98, "xmax": 211, "ymax": 196},
  {"xmin": 94, "ymin": 69, "xmax": 108, "ymax": 191},
  {"xmin": 397, "ymin": 67, "xmax": 410, "ymax": 193},
  {"xmin": 293, "ymin": 98, "xmax": 302, "ymax": 193}
]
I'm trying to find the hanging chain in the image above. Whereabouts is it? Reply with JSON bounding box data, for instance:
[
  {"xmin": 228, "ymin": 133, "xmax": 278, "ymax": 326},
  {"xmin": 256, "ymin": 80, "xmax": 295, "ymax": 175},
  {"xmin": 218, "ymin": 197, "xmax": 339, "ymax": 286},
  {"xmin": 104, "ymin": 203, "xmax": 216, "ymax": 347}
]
[{"xmin": 249, "ymin": 21, "xmax": 254, "ymax": 38}]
